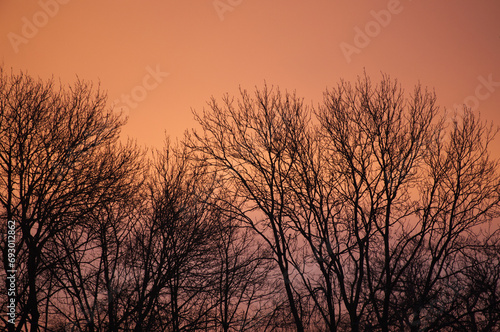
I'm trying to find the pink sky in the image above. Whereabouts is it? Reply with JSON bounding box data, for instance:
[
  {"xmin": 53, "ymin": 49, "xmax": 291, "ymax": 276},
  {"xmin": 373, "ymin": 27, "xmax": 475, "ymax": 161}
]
[{"xmin": 1, "ymin": 0, "xmax": 499, "ymax": 155}]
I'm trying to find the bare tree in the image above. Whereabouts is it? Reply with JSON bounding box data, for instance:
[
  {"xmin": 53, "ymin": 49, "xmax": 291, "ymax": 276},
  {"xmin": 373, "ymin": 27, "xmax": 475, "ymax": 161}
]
[
  {"xmin": 0, "ymin": 67, "xmax": 139, "ymax": 331},
  {"xmin": 191, "ymin": 85, "xmax": 311, "ymax": 331},
  {"xmin": 122, "ymin": 139, "xmax": 221, "ymax": 331},
  {"xmin": 313, "ymin": 75, "xmax": 500, "ymax": 331},
  {"xmin": 314, "ymin": 74, "xmax": 441, "ymax": 331},
  {"xmin": 206, "ymin": 202, "xmax": 279, "ymax": 331},
  {"xmin": 396, "ymin": 107, "xmax": 500, "ymax": 331}
]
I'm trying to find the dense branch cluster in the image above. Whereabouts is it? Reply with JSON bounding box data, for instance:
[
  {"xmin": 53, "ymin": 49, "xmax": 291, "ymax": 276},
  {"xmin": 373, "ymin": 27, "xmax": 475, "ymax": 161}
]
[{"xmin": 1, "ymin": 68, "xmax": 499, "ymax": 331}]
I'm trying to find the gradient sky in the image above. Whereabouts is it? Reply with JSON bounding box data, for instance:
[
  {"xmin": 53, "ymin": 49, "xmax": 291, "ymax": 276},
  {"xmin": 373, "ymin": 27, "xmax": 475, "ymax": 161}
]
[{"xmin": 1, "ymin": 0, "xmax": 499, "ymax": 156}]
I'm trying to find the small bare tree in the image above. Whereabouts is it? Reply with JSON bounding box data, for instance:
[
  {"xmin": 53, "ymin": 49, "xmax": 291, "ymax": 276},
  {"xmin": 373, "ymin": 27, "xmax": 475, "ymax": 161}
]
[
  {"xmin": 124, "ymin": 139, "xmax": 221, "ymax": 331},
  {"xmin": 207, "ymin": 202, "xmax": 278, "ymax": 331}
]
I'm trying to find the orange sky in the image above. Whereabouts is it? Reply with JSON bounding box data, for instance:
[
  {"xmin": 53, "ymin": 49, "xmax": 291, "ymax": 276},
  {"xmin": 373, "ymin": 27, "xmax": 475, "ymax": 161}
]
[{"xmin": 1, "ymin": 0, "xmax": 499, "ymax": 156}]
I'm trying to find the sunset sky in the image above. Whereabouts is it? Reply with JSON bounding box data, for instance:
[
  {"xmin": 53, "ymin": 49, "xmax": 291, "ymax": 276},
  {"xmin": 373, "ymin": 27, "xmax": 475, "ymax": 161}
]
[{"xmin": 1, "ymin": 0, "xmax": 499, "ymax": 155}]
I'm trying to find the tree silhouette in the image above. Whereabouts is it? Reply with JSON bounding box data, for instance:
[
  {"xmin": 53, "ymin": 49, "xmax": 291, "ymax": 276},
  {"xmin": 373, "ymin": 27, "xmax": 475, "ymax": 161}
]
[
  {"xmin": 0, "ymin": 67, "xmax": 141, "ymax": 331},
  {"xmin": 192, "ymin": 85, "xmax": 313, "ymax": 331}
]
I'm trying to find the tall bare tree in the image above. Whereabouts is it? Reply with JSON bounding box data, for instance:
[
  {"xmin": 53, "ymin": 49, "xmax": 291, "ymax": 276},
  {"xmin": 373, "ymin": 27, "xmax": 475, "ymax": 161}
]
[
  {"xmin": 315, "ymin": 75, "xmax": 441, "ymax": 331},
  {"xmin": 191, "ymin": 85, "xmax": 312, "ymax": 331},
  {"xmin": 0, "ymin": 67, "xmax": 140, "ymax": 331}
]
